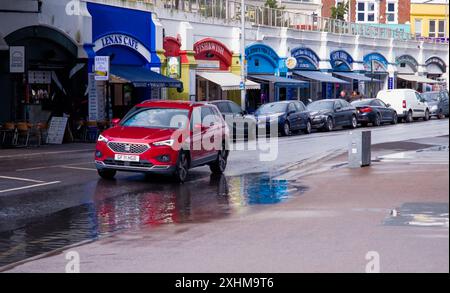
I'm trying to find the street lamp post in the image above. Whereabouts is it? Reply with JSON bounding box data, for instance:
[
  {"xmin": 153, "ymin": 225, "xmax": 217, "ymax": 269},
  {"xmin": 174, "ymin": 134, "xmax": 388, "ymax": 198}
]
[{"xmin": 240, "ymin": 0, "xmax": 246, "ymax": 110}]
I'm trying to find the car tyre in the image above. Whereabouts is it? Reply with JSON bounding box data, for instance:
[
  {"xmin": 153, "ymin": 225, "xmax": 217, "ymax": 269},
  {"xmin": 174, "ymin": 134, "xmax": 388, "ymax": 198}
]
[
  {"xmin": 304, "ymin": 120, "xmax": 312, "ymax": 134},
  {"xmin": 324, "ymin": 117, "xmax": 334, "ymax": 132},
  {"xmin": 174, "ymin": 151, "xmax": 189, "ymax": 183},
  {"xmin": 350, "ymin": 115, "xmax": 358, "ymax": 129},
  {"xmin": 373, "ymin": 113, "xmax": 381, "ymax": 127},
  {"xmin": 98, "ymin": 169, "xmax": 116, "ymax": 180},
  {"xmin": 424, "ymin": 109, "xmax": 430, "ymax": 121},
  {"xmin": 406, "ymin": 110, "xmax": 413, "ymax": 123},
  {"xmin": 391, "ymin": 113, "xmax": 398, "ymax": 125},
  {"xmin": 282, "ymin": 122, "xmax": 291, "ymax": 136},
  {"xmin": 209, "ymin": 143, "xmax": 228, "ymax": 174}
]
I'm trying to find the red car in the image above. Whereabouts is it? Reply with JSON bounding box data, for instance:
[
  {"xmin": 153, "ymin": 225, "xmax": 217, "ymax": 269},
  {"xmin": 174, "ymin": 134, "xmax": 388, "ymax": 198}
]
[{"xmin": 95, "ymin": 100, "xmax": 230, "ymax": 182}]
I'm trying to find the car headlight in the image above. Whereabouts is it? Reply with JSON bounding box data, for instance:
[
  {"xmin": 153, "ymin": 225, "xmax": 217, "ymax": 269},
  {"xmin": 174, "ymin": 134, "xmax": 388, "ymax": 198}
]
[
  {"xmin": 431, "ymin": 105, "xmax": 438, "ymax": 111},
  {"xmin": 97, "ymin": 134, "xmax": 109, "ymax": 143},
  {"xmin": 313, "ymin": 115, "xmax": 327, "ymax": 120},
  {"xmin": 153, "ymin": 139, "xmax": 175, "ymax": 147}
]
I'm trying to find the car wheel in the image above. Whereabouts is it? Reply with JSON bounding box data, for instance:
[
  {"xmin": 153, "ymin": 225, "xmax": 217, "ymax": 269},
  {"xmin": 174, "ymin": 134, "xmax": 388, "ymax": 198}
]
[
  {"xmin": 424, "ymin": 109, "xmax": 430, "ymax": 121},
  {"xmin": 391, "ymin": 113, "xmax": 398, "ymax": 125},
  {"xmin": 437, "ymin": 110, "xmax": 444, "ymax": 119},
  {"xmin": 304, "ymin": 120, "xmax": 312, "ymax": 134},
  {"xmin": 324, "ymin": 117, "xmax": 334, "ymax": 132},
  {"xmin": 350, "ymin": 115, "xmax": 358, "ymax": 129},
  {"xmin": 174, "ymin": 151, "xmax": 189, "ymax": 183},
  {"xmin": 98, "ymin": 169, "xmax": 116, "ymax": 180},
  {"xmin": 406, "ymin": 110, "xmax": 413, "ymax": 123},
  {"xmin": 282, "ymin": 122, "xmax": 291, "ymax": 136},
  {"xmin": 373, "ymin": 113, "xmax": 381, "ymax": 127},
  {"xmin": 210, "ymin": 143, "xmax": 228, "ymax": 174}
]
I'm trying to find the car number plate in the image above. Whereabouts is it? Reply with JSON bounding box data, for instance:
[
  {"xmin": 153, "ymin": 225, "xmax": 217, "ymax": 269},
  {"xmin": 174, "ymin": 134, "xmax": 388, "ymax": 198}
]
[{"xmin": 115, "ymin": 154, "xmax": 140, "ymax": 162}]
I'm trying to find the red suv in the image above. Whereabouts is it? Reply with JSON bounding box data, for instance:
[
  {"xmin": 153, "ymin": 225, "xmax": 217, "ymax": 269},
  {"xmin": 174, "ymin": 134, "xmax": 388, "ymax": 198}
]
[{"xmin": 95, "ymin": 100, "xmax": 230, "ymax": 182}]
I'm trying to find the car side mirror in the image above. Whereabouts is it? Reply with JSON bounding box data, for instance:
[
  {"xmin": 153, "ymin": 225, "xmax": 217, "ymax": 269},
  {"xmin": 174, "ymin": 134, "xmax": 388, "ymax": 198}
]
[
  {"xmin": 288, "ymin": 110, "xmax": 296, "ymax": 115},
  {"xmin": 241, "ymin": 110, "xmax": 248, "ymax": 116},
  {"xmin": 111, "ymin": 118, "xmax": 121, "ymax": 127},
  {"xmin": 335, "ymin": 107, "xmax": 342, "ymax": 112},
  {"xmin": 386, "ymin": 103, "xmax": 391, "ymax": 108}
]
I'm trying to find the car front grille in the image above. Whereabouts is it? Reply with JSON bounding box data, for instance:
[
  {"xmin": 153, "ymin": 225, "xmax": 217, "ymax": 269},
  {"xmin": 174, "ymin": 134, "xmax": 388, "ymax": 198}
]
[
  {"xmin": 104, "ymin": 159, "xmax": 153, "ymax": 168},
  {"xmin": 107, "ymin": 142, "xmax": 150, "ymax": 154}
]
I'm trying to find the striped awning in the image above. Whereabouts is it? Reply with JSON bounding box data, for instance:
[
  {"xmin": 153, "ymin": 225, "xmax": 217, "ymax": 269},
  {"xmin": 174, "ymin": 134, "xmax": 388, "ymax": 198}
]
[{"xmin": 197, "ymin": 71, "xmax": 260, "ymax": 91}]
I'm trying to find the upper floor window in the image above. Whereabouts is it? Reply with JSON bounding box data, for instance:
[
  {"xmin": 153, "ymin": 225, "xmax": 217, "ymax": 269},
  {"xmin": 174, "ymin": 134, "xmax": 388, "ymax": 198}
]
[
  {"xmin": 356, "ymin": 1, "xmax": 378, "ymax": 23},
  {"xmin": 414, "ymin": 19, "xmax": 422, "ymax": 37},
  {"xmin": 386, "ymin": 1, "xmax": 397, "ymax": 24}
]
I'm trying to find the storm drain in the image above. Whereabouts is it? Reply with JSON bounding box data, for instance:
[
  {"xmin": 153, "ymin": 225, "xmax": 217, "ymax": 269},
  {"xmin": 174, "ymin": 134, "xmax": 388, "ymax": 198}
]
[{"xmin": 384, "ymin": 202, "xmax": 449, "ymax": 228}]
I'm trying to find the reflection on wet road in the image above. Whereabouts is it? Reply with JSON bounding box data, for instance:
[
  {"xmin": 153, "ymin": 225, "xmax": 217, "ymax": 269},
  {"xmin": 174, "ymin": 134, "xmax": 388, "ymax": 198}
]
[{"xmin": 0, "ymin": 172, "xmax": 306, "ymax": 268}]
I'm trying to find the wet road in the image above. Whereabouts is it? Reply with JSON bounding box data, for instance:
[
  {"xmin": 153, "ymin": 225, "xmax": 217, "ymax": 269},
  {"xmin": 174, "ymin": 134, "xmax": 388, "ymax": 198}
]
[{"xmin": 0, "ymin": 119, "xmax": 448, "ymax": 269}]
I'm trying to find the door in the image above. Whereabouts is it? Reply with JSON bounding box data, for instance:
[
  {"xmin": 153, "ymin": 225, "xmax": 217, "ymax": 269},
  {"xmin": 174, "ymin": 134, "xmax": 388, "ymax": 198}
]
[
  {"xmin": 372, "ymin": 99, "xmax": 390, "ymax": 121},
  {"xmin": 190, "ymin": 106, "xmax": 216, "ymax": 163},
  {"xmin": 333, "ymin": 100, "xmax": 347, "ymax": 126},
  {"xmin": 286, "ymin": 102, "xmax": 300, "ymax": 130},
  {"xmin": 294, "ymin": 101, "xmax": 308, "ymax": 129},
  {"xmin": 413, "ymin": 92, "xmax": 427, "ymax": 117}
]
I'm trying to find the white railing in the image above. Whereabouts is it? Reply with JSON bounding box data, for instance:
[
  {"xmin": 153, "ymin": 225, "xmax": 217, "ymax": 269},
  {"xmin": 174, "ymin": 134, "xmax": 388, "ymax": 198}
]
[{"xmin": 87, "ymin": 0, "xmax": 449, "ymax": 44}]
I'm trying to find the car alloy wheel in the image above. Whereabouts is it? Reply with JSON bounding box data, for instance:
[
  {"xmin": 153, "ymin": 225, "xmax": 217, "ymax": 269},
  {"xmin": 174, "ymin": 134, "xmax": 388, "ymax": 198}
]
[
  {"xmin": 424, "ymin": 110, "xmax": 430, "ymax": 121},
  {"xmin": 326, "ymin": 117, "xmax": 334, "ymax": 131},
  {"xmin": 351, "ymin": 115, "xmax": 358, "ymax": 129},
  {"xmin": 175, "ymin": 151, "xmax": 189, "ymax": 183},
  {"xmin": 283, "ymin": 122, "xmax": 291, "ymax": 136},
  {"xmin": 210, "ymin": 143, "xmax": 228, "ymax": 174},
  {"xmin": 406, "ymin": 111, "xmax": 413, "ymax": 123},
  {"xmin": 374, "ymin": 114, "xmax": 381, "ymax": 126},
  {"xmin": 305, "ymin": 120, "xmax": 312, "ymax": 134},
  {"xmin": 391, "ymin": 113, "xmax": 398, "ymax": 125}
]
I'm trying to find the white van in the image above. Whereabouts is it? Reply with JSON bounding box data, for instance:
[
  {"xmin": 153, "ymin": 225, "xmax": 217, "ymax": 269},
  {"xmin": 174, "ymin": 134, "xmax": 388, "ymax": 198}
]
[{"xmin": 376, "ymin": 89, "xmax": 430, "ymax": 122}]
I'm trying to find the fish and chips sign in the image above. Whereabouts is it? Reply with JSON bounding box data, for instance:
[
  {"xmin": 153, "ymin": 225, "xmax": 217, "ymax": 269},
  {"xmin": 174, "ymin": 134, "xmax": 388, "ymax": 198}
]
[{"xmin": 94, "ymin": 56, "xmax": 110, "ymax": 81}]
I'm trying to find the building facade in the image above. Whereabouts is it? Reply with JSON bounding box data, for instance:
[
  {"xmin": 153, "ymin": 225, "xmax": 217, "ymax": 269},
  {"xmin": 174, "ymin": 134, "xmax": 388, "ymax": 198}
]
[{"xmin": 410, "ymin": 0, "xmax": 449, "ymax": 41}]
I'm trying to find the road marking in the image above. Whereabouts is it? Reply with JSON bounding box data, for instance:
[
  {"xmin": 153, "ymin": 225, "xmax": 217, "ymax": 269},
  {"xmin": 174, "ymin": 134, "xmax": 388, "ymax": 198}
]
[
  {"xmin": 0, "ymin": 149, "xmax": 93, "ymax": 159},
  {"xmin": 0, "ymin": 176, "xmax": 44, "ymax": 183},
  {"xmin": 16, "ymin": 161, "xmax": 92, "ymax": 172},
  {"xmin": 0, "ymin": 181, "xmax": 61, "ymax": 194},
  {"xmin": 59, "ymin": 166, "xmax": 97, "ymax": 171}
]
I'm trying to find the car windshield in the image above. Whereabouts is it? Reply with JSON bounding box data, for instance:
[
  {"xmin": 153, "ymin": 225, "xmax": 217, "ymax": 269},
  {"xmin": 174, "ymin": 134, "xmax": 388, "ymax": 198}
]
[
  {"xmin": 255, "ymin": 103, "xmax": 287, "ymax": 115},
  {"xmin": 121, "ymin": 108, "xmax": 189, "ymax": 129},
  {"xmin": 421, "ymin": 92, "xmax": 440, "ymax": 102},
  {"xmin": 307, "ymin": 100, "xmax": 335, "ymax": 111},
  {"xmin": 351, "ymin": 100, "xmax": 372, "ymax": 107}
]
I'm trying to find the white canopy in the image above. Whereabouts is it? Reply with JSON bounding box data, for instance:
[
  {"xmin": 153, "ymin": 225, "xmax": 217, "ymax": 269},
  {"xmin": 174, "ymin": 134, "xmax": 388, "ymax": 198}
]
[
  {"xmin": 397, "ymin": 74, "xmax": 440, "ymax": 84},
  {"xmin": 197, "ymin": 71, "xmax": 260, "ymax": 91}
]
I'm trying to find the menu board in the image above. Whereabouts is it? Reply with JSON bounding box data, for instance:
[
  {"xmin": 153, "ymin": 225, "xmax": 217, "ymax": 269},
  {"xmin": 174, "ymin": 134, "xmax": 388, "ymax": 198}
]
[{"xmin": 46, "ymin": 117, "xmax": 68, "ymax": 144}]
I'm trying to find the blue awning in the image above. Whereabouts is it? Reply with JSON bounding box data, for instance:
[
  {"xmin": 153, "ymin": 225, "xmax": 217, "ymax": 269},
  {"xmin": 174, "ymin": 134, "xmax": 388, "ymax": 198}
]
[
  {"xmin": 248, "ymin": 75, "xmax": 308, "ymax": 88},
  {"xmin": 333, "ymin": 71, "xmax": 378, "ymax": 82},
  {"xmin": 293, "ymin": 71, "xmax": 349, "ymax": 84},
  {"xmin": 110, "ymin": 65, "xmax": 183, "ymax": 88}
]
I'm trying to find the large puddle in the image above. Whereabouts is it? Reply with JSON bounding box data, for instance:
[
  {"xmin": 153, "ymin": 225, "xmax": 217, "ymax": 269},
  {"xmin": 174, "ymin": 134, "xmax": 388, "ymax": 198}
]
[{"xmin": 0, "ymin": 172, "xmax": 306, "ymax": 268}]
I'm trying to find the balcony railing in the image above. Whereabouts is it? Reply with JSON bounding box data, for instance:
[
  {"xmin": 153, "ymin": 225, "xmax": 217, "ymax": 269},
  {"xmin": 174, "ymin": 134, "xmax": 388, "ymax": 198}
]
[{"xmin": 87, "ymin": 0, "xmax": 449, "ymax": 44}]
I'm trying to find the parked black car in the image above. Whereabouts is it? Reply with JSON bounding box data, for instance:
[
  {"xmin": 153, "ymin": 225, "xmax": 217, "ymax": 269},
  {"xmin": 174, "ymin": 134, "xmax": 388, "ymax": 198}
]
[
  {"xmin": 254, "ymin": 101, "xmax": 312, "ymax": 136},
  {"xmin": 306, "ymin": 99, "xmax": 358, "ymax": 131},
  {"xmin": 208, "ymin": 100, "xmax": 257, "ymax": 140},
  {"xmin": 351, "ymin": 98, "xmax": 398, "ymax": 126},
  {"xmin": 422, "ymin": 90, "xmax": 449, "ymax": 119}
]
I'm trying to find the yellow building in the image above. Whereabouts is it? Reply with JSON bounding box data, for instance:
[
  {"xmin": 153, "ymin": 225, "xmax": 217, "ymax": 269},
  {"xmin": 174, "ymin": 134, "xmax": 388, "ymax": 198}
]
[{"xmin": 411, "ymin": 0, "xmax": 449, "ymax": 39}]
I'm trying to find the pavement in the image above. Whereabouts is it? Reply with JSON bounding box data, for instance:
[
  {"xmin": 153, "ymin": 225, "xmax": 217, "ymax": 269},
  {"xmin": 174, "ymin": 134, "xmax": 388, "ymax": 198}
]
[{"xmin": 0, "ymin": 119, "xmax": 448, "ymax": 272}]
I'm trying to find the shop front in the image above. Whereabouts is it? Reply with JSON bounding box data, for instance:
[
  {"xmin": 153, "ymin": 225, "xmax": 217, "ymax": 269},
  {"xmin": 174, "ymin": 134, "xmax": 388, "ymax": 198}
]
[
  {"xmin": 245, "ymin": 43, "xmax": 306, "ymax": 111},
  {"xmin": 363, "ymin": 53, "xmax": 389, "ymax": 98},
  {"xmin": 3, "ymin": 25, "xmax": 84, "ymax": 124},
  {"xmin": 425, "ymin": 56, "xmax": 447, "ymax": 90},
  {"xmin": 85, "ymin": 3, "xmax": 182, "ymax": 121},
  {"xmin": 163, "ymin": 36, "xmax": 196, "ymax": 101},
  {"xmin": 330, "ymin": 50, "xmax": 374, "ymax": 97},
  {"xmin": 395, "ymin": 55, "xmax": 439, "ymax": 91},
  {"xmin": 194, "ymin": 38, "xmax": 259, "ymax": 107},
  {"xmin": 290, "ymin": 47, "xmax": 348, "ymax": 101}
]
